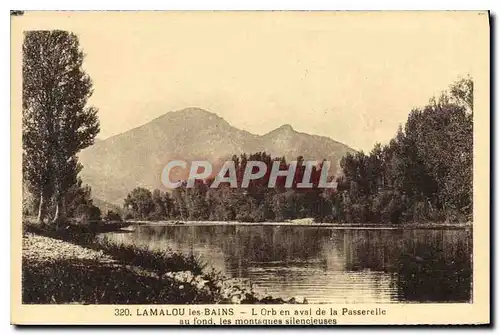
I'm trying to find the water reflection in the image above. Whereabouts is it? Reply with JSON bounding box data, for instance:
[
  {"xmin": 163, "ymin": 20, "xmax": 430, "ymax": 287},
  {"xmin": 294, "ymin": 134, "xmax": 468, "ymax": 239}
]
[{"xmin": 100, "ymin": 225, "xmax": 472, "ymax": 303}]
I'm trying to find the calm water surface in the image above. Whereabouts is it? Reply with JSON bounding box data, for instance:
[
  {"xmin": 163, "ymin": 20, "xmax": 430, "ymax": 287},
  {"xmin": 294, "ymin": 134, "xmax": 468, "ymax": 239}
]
[{"xmin": 99, "ymin": 225, "xmax": 472, "ymax": 303}]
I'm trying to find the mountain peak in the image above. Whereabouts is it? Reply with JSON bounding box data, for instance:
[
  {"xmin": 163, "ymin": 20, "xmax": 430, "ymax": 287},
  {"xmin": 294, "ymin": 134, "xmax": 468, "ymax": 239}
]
[
  {"xmin": 152, "ymin": 107, "xmax": 227, "ymax": 126},
  {"xmin": 176, "ymin": 107, "xmax": 213, "ymax": 115},
  {"xmin": 266, "ymin": 124, "xmax": 295, "ymax": 136},
  {"xmin": 278, "ymin": 124, "xmax": 294, "ymax": 131},
  {"xmin": 166, "ymin": 107, "xmax": 219, "ymax": 119}
]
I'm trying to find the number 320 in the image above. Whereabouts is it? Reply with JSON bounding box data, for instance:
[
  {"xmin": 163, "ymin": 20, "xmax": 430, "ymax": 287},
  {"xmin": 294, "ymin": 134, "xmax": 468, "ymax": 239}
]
[{"xmin": 114, "ymin": 308, "xmax": 131, "ymax": 316}]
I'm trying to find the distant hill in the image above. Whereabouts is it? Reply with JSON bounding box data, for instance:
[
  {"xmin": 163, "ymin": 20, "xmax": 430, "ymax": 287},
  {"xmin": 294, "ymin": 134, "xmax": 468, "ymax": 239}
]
[{"xmin": 79, "ymin": 108, "xmax": 356, "ymax": 205}]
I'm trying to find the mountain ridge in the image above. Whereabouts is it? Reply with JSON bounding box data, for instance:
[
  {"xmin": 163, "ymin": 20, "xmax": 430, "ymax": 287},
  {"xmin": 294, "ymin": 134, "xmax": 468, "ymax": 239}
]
[{"xmin": 79, "ymin": 107, "xmax": 356, "ymax": 205}]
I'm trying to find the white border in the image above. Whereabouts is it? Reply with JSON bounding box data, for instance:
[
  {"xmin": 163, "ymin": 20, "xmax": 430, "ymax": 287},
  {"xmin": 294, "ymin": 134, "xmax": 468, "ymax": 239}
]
[{"xmin": 4, "ymin": 1, "xmax": 497, "ymax": 334}]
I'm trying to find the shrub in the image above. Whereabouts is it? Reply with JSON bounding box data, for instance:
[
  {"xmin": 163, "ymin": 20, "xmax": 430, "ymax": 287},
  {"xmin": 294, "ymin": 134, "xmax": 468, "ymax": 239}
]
[
  {"xmin": 103, "ymin": 210, "xmax": 122, "ymax": 222},
  {"xmin": 96, "ymin": 237, "xmax": 206, "ymax": 276},
  {"xmin": 74, "ymin": 203, "xmax": 101, "ymax": 224}
]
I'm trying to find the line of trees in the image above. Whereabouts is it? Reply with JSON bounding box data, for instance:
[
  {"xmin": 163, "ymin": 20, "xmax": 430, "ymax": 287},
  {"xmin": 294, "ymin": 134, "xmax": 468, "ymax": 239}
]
[
  {"xmin": 123, "ymin": 77, "xmax": 473, "ymax": 224},
  {"xmin": 123, "ymin": 153, "xmax": 331, "ymax": 222},
  {"xmin": 331, "ymin": 77, "xmax": 473, "ymax": 223},
  {"xmin": 22, "ymin": 31, "xmax": 100, "ymax": 227}
]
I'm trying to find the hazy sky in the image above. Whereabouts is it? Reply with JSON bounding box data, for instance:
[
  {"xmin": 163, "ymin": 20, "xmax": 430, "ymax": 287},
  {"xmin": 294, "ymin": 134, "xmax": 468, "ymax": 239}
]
[{"xmin": 14, "ymin": 11, "xmax": 485, "ymax": 151}]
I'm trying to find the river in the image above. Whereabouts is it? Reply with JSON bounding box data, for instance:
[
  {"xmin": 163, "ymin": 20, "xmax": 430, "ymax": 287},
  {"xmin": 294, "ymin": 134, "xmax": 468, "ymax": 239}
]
[{"xmin": 99, "ymin": 224, "xmax": 472, "ymax": 303}]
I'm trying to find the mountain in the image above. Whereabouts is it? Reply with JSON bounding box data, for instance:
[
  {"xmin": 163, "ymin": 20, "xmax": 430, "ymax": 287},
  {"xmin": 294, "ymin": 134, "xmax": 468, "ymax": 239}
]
[{"xmin": 79, "ymin": 107, "xmax": 356, "ymax": 205}]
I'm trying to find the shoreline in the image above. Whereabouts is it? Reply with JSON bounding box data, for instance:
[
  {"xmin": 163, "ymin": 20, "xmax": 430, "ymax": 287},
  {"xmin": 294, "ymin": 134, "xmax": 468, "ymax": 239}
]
[
  {"xmin": 22, "ymin": 224, "xmax": 302, "ymax": 304},
  {"xmin": 127, "ymin": 220, "xmax": 472, "ymax": 230}
]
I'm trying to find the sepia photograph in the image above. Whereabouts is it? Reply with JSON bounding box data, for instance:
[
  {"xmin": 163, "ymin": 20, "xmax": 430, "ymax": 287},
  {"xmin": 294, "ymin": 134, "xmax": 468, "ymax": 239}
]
[{"xmin": 10, "ymin": 10, "xmax": 489, "ymax": 325}]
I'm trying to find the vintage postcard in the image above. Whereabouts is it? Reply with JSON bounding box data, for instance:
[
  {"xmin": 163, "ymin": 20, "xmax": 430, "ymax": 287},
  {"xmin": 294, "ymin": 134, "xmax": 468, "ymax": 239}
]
[{"xmin": 11, "ymin": 11, "xmax": 490, "ymax": 325}]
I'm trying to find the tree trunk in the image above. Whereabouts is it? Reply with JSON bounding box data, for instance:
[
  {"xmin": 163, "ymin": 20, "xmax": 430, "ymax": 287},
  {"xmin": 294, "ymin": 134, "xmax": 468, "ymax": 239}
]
[
  {"xmin": 52, "ymin": 192, "xmax": 67, "ymax": 230},
  {"xmin": 37, "ymin": 191, "xmax": 46, "ymax": 225}
]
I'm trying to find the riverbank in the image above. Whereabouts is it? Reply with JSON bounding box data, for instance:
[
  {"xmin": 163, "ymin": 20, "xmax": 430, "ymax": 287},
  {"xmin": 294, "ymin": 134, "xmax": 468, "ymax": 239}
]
[
  {"xmin": 22, "ymin": 222, "xmax": 303, "ymax": 304},
  {"xmin": 129, "ymin": 219, "xmax": 472, "ymax": 230},
  {"xmin": 22, "ymin": 233, "xmax": 210, "ymax": 304}
]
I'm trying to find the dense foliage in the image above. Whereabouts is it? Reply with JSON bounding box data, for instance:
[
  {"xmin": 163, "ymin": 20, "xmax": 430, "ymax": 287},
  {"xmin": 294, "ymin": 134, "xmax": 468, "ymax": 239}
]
[
  {"xmin": 330, "ymin": 77, "xmax": 473, "ymax": 223},
  {"xmin": 124, "ymin": 77, "xmax": 473, "ymax": 224}
]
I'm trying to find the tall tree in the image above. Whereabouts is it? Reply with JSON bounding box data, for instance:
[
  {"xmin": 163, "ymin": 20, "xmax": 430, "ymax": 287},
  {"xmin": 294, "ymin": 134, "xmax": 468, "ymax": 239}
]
[
  {"xmin": 22, "ymin": 30, "xmax": 100, "ymax": 225},
  {"xmin": 123, "ymin": 187, "xmax": 154, "ymax": 220}
]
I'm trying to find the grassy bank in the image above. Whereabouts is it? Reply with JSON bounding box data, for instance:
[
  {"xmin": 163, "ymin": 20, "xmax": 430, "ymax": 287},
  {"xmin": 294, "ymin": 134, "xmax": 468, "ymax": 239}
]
[
  {"xmin": 22, "ymin": 221, "xmax": 301, "ymax": 304},
  {"xmin": 23, "ymin": 233, "xmax": 213, "ymax": 304}
]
